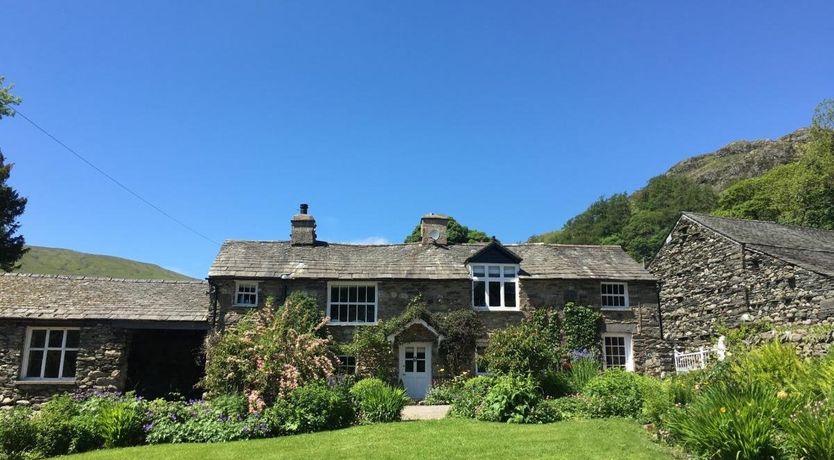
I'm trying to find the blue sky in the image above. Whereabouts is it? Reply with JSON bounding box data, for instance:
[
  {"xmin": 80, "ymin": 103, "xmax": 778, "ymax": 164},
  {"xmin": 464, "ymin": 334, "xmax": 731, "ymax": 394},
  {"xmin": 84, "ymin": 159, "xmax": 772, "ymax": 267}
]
[{"xmin": 2, "ymin": 1, "xmax": 833, "ymax": 278}]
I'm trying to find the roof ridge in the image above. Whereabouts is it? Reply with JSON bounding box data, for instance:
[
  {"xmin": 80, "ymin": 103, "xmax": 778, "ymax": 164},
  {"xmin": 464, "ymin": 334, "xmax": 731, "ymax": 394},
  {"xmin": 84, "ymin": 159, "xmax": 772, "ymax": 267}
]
[
  {"xmin": 2, "ymin": 272, "xmax": 206, "ymax": 284},
  {"xmin": 683, "ymin": 212, "xmax": 834, "ymax": 237}
]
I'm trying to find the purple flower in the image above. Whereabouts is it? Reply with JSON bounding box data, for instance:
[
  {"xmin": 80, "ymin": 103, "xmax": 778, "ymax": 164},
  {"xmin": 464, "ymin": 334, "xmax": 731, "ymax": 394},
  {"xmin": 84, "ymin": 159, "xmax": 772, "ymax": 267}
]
[{"xmin": 142, "ymin": 422, "xmax": 154, "ymax": 433}]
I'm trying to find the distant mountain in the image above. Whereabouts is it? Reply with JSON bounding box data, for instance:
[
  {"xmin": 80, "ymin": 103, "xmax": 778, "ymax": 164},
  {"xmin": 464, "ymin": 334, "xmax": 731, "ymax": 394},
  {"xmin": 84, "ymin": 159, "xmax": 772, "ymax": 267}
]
[
  {"xmin": 665, "ymin": 128, "xmax": 809, "ymax": 192},
  {"xmin": 13, "ymin": 246, "xmax": 194, "ymax": 280}
]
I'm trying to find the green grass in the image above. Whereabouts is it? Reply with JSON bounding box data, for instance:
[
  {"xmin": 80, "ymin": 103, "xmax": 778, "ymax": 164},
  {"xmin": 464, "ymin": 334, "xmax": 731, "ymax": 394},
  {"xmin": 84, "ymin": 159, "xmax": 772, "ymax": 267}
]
[
  {"xmin": 66, "ymin": 418, "xmax": 677, "ymax": 460},
  {"xmin": 15, "ymin": 246, "xmax": 193, "ymax": 280}
]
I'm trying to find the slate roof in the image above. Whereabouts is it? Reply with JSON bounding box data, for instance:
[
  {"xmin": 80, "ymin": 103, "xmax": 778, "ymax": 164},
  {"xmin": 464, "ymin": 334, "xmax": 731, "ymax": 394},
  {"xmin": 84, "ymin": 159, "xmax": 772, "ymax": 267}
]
[
  {"xmin": 0, "ymin": 273, "xmax": 210, "ymax": 323},
  {"xmin": 208, "ymin": 240, "xmax": 655, "ymax": 281},
  {"xmin": 682, "ymin": 212, "xmax": 834, "ymax": 277}
]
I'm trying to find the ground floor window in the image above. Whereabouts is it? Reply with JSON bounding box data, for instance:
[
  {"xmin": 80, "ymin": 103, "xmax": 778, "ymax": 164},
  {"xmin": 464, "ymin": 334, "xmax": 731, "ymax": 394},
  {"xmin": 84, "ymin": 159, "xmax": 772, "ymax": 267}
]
[
  {"xmin": 474, "ymin": 342, "xmax": 489, "ymax": 375},
  {"xmin": 404, "ymin": 345, "xmax": 427, "ymax": 373},
  {"xmin": 337, "ymin": 355, "xmax": 356, "ymax": 375},
  {"xmin": 22, "ymin": 327, "xmax": 80, "ymax": 380},
  {"xmin": 602, "ymin": 333, "xmax": 633, "ymax": 371}
]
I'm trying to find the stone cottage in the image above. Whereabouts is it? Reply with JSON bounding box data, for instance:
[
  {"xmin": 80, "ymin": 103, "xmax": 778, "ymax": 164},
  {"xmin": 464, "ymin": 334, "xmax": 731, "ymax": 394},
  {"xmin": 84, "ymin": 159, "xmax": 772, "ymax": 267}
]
[
  {"xmin": 650, "ymin": 212, "xmax": 834, "ymax": 356},
  {"xmin": 208, "ymin": 204, "xmax": 665, "ymax": 399},
  {"xmin": 0, "ymin": 274, "xmax": 209, "ymax": 407}
]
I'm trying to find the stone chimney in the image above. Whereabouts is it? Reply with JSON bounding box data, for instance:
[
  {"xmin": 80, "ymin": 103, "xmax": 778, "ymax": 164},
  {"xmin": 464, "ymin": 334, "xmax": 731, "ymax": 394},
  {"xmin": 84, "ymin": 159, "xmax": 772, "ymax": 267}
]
[
  {"xmin": 420, "ymin": 213, "xmax": 450, "ymax": 245},
  {"xmin": 291, "ymin": 203, "xmax": 317, "ymax": 246}
]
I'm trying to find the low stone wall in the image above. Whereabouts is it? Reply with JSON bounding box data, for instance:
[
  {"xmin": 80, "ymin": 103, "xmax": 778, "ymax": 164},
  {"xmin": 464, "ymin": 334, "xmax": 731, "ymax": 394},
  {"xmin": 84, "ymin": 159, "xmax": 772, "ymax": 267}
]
[{"xmin": 0, "ymin": 321, "xmax": 128, "ymax": 408}]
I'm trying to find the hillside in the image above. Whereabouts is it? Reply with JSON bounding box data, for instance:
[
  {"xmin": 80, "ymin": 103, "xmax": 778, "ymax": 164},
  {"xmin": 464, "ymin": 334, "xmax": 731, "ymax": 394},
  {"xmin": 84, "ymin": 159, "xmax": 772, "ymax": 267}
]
[
  {"xmin": 529, "ymin": 123, "xmax": 829, "ymax": 262},
  {"xmin": 13, "ymin": 246, "xmax": 194, "ymax": 280},
  {"xmin": 666, "ymin": 128, "xmax": 809, "ymax": 191}
]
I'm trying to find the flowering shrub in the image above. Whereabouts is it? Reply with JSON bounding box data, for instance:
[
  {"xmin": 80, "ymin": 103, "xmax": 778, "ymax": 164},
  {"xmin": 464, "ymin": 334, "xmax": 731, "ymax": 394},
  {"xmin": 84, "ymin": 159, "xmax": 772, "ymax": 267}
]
[
  {"xmin": 145, "ymin": 398, "xmax": 269, "ymax": 444},
  {"xmin": 203, "ymin": 293, "xmax": 337, "ymax": 410},
  {"xmin": 783, "ymin": 398, "xmax": 834, "ymax": 460},
  {"xmin": 449, "ymin": 375, "xmax": 496, "ymax": 418}
]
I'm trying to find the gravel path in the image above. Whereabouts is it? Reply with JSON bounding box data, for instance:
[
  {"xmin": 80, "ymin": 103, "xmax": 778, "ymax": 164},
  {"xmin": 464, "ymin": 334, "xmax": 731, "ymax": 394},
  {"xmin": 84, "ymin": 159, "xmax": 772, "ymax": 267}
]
[{"xmin": 401, "ymin": 405, "xmax": 451, "ymax": 421}]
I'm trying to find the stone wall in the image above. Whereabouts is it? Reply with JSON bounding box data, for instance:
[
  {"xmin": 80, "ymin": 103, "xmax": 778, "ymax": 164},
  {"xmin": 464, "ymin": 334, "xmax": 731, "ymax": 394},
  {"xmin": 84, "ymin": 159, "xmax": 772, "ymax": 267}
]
[
  {"xmin": 651, "ymin": 216, "xmax": 834, "ymax": 363},
  {"xmin": 213, "ymin": 276, "xmax": 666, "ymax": 374},
  {"xmin": 0, "ymin": 321, "xmax": 128, "ymax": 408}
]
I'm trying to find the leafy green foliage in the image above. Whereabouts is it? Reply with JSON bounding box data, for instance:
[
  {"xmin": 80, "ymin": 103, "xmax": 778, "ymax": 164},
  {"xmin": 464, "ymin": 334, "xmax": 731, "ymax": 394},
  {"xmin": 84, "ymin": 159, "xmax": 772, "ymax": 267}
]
[
  {"xmin": 541, "ymin": 395, "xmax": 592, "ymax": 421},
  {"xmin": 0, "ymin": 407, "xmax": 37, "ymax": 460},
  {"xmin": 202, "ymin": 294, "xmax": 336, "ymax": 410},
  {"xmin": 0, "ymin": 76, "xmax": 26, "ymax": 272},
  {"xmin": 423, "ymin": 374, "xmax": 468, "ymax": 405},
  {"xmin": 730, "ymin": 341, "xmax": 811, "ymax": 394},
  {"xmin": 529, "ymin": 194, "xmax": 631, "ymax": 245},
  {"xmin": 563, "ymin": 303, "xmax": 602, "ymax": 355},
  {"xmin": 530, "ymin": 176, "xmax": 717, "ymax": 261},
  {"xmin": 145, "ymin": 398, "xmax": 269, "ymax": 444},
  {"xmin": 404, "ymin": 217, "xmax": 490, "ymax": 244},
  {"xmin": 349, "ymin": 378, "xmax": 410, "ymax": 424},
  {"xmin": 583, "ymin": 369, "xmax": 649, "ymax": 419},
  {"xmin": 437, "ymin": 309, "xmax": 485, "ymax": 376},
  {"xmin": 477, "ymin": 374, "xmax": 543, "ymax": 423},
  {"xmin": 344, "ymin": 325, "xmax": 397, "ymax": 382},
  {"xmin": 782, "ymin": 398, "xmax": 834, "ymax": 460},
  {"xmin": 266, "ymin": 382, "xmax": 354, "ymax": 434},
  {"xmin": 449, "ymin": 376, "xmax": 496, "ymax": 418},
  {"xmin": 667, "ymin": 381, "xmax": 798, "ymax": 460},
  {"xmin": 483, "ymin": 322, "xmax": 560, "ymax": 382}
]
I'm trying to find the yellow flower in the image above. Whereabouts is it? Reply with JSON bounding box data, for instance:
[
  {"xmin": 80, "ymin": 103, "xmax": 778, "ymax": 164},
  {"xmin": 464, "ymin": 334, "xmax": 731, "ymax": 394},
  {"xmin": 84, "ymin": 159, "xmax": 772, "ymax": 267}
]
[
  {"xmin": 777, "ymin": 390, "xmax": 789, "ymax": 400},
  {"xmin": 719, "ymin": 406, "xmax": 727, "ymax": 414}
]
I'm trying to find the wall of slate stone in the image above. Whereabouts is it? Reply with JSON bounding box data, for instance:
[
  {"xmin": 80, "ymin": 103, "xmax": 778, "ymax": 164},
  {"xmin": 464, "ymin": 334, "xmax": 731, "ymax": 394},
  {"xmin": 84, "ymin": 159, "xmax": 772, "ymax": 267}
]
[
  {"xmin": 212, "ymin": 276, "xmax": 667, "ymax": 375},
  {"xmin": 651, "ymin": 216, "xmax": 834, "ymax": 365},
  {"xmin": 0, "ymin": 321, "xmax": 128, "ymax": 408}
]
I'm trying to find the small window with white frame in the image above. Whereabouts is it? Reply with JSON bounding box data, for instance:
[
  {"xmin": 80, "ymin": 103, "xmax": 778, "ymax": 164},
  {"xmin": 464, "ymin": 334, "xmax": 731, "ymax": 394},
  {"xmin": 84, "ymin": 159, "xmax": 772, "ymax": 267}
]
[
  {"xmin": 337, "ymin": 355, "xmax": 356, "ymax": 375},
  {"xmin": 600, "ymin": 282, "xmax": 628, "ymax": 309},
  {"xmin": 328, "ymin": 282, "xmax": 378, "ymax": 325},
  {"xmin": 602, "ymin": 333, "xmax": 633, "ymax": 371},
  {"xmin": 470, "ymin": 264, "xmax": 519, "ymax": 310},
  {"xmin": 474, "ymin": 341, "xmax": 489, "ymax": 375},
  {"xmin": 22, "ymin": 327, "xmax": 80, "ymax": 380},
  {"xmin": 234, "ymin": 281, "xmax": 259, "ymax": 307}
]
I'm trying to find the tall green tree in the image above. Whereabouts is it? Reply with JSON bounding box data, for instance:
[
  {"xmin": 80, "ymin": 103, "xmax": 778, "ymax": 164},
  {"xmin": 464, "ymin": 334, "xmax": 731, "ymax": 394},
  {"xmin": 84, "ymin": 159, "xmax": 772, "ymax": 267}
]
[
  {"xmin": 0, "ymin": 76, "xmax": 28, "ymax": 271},
  {"xmin": 404, "ymin": 216, "xmax": 490, "ymax": 244},
  {"xmin": 529, "ymin": 193, "xmax": 631, "ymax": 245}
]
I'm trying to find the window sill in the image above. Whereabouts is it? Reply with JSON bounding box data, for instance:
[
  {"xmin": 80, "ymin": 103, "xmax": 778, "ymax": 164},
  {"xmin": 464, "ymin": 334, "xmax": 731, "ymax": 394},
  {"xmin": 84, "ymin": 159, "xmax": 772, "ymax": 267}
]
[
  {"xmin": 601, "ymin": 306, "xmax": 631, "ymax": 311},
  {"xmin": 473, "ymin": 306, "xmax": 521, "ymax": 312},
  {"xmin": 327, "ymin": 322, "xmax": 379, "ymax": 327},
  {"xmin": 232, "ymin": 304, "xmax": 258, "ymax": 308},
  {"xmin": 14, "ymin": 379, "xmax": 77, "ymax": 386}
]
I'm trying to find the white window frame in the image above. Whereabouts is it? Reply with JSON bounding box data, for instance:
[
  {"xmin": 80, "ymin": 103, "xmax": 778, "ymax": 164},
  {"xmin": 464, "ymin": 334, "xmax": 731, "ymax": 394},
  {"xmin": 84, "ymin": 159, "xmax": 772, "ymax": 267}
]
[
  {"xmin": 474, "ymin": 340, "xmax": 490, "ymax": 375},
  {"xmin": 601, "ymin": 333, "xmax": 634, "ymax": 371},
  {"xmin": 327, "ymin": 281, "xmax": 379, "ymax": 326},
  {"xmin": 233, "ymin": 280, "xmax": 259, "ymax": 307},
  {"xmin": 469, "ymin": 263, "xmax": 520, "ymax": 311},
  {"xmin": 20, "ymin": 327, "xmax": 80, "ymax": 381},
  {"xmin": 600, "ymin": 282, "xmax": 629, "ymax": 310}
]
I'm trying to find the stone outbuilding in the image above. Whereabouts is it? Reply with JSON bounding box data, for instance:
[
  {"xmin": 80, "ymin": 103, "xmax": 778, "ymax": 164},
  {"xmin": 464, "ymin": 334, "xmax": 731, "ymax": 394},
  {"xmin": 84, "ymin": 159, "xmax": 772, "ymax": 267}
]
[
  {"xmin": 209, "ymin": 204, "xmax": 666, "ymax": 399},
  {"xmin": 0, "ymin": 274, "xmax": 210, "ymax": 407},
  {"xmin": 650, "ymin": 212, "xmax": 834, "ymax": 358}
]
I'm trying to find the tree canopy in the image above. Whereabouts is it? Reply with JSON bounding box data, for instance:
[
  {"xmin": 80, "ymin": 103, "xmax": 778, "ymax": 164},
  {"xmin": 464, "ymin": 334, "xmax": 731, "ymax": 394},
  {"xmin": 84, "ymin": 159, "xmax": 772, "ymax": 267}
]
[
  {"xmin": 403, "ymin": 217, "xmax": 490, "ymax": 244},
  {"xmin": 0, "ymin": 76, "xmax": 27, "ymax": 271}
]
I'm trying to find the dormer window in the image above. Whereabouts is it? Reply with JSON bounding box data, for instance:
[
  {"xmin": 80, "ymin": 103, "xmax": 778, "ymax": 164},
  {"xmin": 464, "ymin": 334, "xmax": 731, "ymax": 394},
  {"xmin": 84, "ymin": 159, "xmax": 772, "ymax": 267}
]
[
  {"xmin": 234, "ymin": 281, "xmax": 259, "ymax": 307},
  {"xmin": 470, "ymin": 264, "xmax": 519, "ymax": 310}
]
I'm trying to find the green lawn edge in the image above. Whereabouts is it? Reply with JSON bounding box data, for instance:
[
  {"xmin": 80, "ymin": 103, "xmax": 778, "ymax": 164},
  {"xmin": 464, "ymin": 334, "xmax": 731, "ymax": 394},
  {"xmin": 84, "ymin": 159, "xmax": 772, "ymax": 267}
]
[{"xmin": 64, "ymin": 418, "xmax": 679, "ymax": 460}]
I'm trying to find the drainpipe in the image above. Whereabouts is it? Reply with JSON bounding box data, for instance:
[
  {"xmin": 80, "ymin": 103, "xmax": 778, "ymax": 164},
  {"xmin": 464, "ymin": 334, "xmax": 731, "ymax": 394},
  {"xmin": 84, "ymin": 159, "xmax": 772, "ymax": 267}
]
[{"xmin": 208, "ymin": 279, "xmax": 219, "ymax": 330}]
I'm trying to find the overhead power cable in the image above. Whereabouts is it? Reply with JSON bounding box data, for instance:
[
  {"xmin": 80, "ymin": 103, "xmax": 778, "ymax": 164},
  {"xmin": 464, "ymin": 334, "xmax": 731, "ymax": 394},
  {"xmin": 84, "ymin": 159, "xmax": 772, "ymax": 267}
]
[{"xmin": 13, "ymin": 109, "xmax": 219, "ymax": 246}]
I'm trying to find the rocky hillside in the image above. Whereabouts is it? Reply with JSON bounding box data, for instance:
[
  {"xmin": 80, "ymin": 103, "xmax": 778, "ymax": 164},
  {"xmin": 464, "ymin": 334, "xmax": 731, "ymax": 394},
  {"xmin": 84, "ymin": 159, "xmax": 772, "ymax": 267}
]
[
  {"xmin": 665, "ymin": 128, "xmax": 808, "ymax": 191},
  {"xmin": 13, "ymin": 246, "xmax": 194, "ymax": 280}
]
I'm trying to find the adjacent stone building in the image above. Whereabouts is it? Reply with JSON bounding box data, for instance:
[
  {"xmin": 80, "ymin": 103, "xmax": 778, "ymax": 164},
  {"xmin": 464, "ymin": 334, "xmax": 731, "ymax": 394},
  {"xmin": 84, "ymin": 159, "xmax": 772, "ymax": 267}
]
[
  {"xmin": 209, "ymin": 205, "xmax": 665, "ymax": 398},
  {"xmin": 650, "ymin": 212, "xmax": 834, "ymax": 358},
  {"xmin": 0, "ymin": 274, "xmax": 209, "ymax": 407}
]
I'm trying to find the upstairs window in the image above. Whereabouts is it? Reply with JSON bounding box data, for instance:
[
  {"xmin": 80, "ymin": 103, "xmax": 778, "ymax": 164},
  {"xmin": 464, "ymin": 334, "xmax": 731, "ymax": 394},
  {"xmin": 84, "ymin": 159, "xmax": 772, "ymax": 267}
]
[
  {"xmin": 328, "ymin": 283, "xmax": 378, "ymax": 325},
  {"xmin": 235, "ymin": 281, "xmax": 259, "ymax": 307},
  {"xmin": 22, "ymin": 328, "xmax": 80, "ymax": 380},
  {"xmin": 601, "ymin": 282, "xmax": 628, "ymax": 309},
  {"xmin": 471, "ymin": 264, "xmax": 519, "ymax": 310}
]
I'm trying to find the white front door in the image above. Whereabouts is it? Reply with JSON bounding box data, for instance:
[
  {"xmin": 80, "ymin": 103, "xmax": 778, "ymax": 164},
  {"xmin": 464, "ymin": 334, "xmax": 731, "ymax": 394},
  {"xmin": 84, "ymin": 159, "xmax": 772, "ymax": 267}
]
[{"xmin": 400, "ymin": 342, "xmax": 431, "ymax": 400}]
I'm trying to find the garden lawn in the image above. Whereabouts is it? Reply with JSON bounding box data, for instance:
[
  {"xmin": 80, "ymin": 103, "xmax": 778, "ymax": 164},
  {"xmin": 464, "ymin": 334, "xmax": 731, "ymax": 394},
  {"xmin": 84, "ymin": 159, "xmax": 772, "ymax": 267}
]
[{"xmin": 65, "ymin": 418, "xmax": 677, "ymax": 460}]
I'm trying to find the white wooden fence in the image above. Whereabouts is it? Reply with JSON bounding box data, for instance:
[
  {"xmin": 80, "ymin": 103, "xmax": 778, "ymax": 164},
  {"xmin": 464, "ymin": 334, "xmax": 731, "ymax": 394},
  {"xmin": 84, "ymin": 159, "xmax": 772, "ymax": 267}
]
[{"xmin": 674, "ymin": 336, "xmax": 726, "ymax": 374}]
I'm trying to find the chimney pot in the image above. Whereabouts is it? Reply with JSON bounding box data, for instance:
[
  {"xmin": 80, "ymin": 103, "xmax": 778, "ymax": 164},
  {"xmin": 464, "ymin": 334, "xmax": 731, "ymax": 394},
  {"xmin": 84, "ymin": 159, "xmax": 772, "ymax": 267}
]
[
  {"xmin": 291, "ymin": 204, "xmax": 316, "ymax": 245},
  {"xmin": 300, "ymin": 203, "xmax": 309, "ymax": 215}
]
